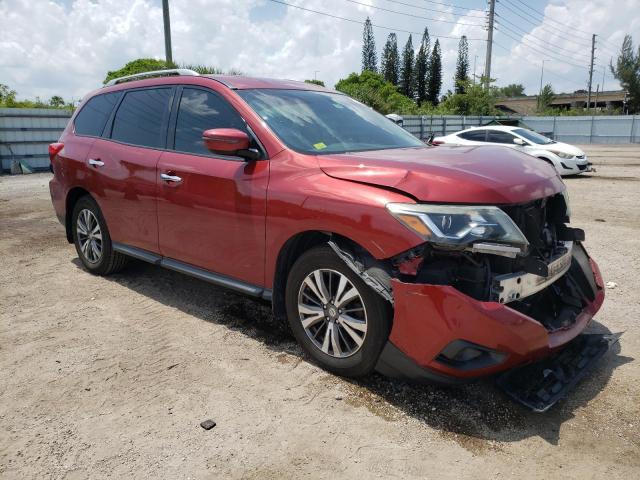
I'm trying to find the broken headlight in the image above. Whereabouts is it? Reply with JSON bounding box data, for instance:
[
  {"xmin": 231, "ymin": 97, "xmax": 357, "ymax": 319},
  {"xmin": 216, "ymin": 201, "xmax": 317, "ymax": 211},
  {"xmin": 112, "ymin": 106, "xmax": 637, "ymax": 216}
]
[{"xmin": 386, "ymin": 203, "xmax": 529, "ymax": 253}]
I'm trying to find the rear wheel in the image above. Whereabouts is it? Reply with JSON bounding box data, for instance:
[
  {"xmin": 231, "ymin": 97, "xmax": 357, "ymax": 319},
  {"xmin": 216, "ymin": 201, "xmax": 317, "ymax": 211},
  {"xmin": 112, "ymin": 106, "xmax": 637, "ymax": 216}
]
[
  {"xmin": 285, "ymin": 245, "xmax": 391, "ymax": 377},
  {"xmin": 72, "ymin": 196, "xmax": 127, "ymax": 275}
]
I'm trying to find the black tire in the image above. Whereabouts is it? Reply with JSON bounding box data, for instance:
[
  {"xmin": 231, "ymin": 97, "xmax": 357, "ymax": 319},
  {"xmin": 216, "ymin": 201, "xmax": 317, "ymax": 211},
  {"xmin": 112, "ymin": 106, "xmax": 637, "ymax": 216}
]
[
  {"xmin": 285, "ymin": 245, "xmax": 391, "ymax": 377},
  {"xmin": 71, "ymin": 195, "xmax": 127, "ymax": 275}
]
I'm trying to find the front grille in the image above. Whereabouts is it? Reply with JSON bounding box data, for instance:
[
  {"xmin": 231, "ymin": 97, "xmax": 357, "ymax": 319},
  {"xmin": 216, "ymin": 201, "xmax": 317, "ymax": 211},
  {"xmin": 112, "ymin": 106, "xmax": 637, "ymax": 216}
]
[{"xmin": 578, "ymin": 164, "xmax": 587, "ymax": 170}]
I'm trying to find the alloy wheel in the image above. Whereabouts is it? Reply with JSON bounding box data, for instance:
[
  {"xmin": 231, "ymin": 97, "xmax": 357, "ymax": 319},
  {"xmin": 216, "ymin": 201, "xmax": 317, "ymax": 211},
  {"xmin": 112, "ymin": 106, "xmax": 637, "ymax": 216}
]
[
  {"xmin": 297, "ymin": 269, "xmax": 368, "ymax": 358},
  {"xmin": 76, "ymin": 209, "xmax": 103, "ymax": 264}
]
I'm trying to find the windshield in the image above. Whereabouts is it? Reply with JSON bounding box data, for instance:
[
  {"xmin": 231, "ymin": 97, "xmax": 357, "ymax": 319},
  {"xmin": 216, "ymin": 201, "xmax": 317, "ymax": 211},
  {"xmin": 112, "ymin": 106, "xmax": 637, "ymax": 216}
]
[
  {"xmin": 238, "ymin": 89, "xmax": 424, "ymax": 154},
  {"xmin": 513, "ymin": 128, "xmax": 555, "ymax": 145}
]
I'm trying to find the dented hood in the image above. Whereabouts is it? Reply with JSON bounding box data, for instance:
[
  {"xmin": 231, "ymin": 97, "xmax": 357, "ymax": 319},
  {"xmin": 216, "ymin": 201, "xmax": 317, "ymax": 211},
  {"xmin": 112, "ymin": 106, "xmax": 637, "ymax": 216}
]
[{"xmin": 318, "ymin": 145, "xmax": 565, "ymax": 204}]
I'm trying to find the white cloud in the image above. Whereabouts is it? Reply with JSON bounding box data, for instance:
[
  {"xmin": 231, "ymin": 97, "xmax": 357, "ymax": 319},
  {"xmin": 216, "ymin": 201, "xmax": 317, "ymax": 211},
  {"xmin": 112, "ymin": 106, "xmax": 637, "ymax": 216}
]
[{"xmin": 0, "ymin": 0, "xmax": 636, "ymax": 102}]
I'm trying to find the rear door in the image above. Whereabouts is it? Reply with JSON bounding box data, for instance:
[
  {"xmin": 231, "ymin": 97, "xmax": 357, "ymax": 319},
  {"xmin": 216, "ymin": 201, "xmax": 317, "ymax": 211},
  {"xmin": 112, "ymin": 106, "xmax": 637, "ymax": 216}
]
[
  {"xmin": 156, "ymin": 86, "xmax": 268, "ymax": 287},
  {"xmin": 87, "ymin": 87, "xmax": 174, "ymax": 253}
]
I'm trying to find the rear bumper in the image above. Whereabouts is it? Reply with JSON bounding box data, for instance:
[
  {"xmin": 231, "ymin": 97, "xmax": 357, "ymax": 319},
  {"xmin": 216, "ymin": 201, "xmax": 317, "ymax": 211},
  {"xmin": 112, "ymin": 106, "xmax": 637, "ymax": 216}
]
[{"xmin": 377, "ymin": 246, "xmax": 605, "ymax": 383}]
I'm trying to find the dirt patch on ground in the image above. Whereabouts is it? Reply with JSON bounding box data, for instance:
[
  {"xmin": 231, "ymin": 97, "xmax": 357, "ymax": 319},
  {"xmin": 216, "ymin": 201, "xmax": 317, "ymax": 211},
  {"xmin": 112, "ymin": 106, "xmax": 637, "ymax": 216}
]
[{"xmin": 1, "ymin": 145, "xmax": 639, "ymax": 479}]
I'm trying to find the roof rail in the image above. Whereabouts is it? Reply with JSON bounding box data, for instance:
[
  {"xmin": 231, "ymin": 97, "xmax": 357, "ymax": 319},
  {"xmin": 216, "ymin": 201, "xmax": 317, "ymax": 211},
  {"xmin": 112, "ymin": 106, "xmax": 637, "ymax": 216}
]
[{"xmin": 104, "ymin": 69, "xmax": 200, "ymax": 87}]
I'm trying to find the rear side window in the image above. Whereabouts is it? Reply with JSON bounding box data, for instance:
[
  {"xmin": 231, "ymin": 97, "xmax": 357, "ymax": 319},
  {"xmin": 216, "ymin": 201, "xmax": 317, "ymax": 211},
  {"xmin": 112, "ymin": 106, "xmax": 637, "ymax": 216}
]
[
  {"xmin": 458, "ymin": 130, "xmax": 487, "ymax": 141},
  {"xmin": 487, "ymin": 131, "xmax": 516, "ymax": 144},
  {"xmin": 74, "ymin": 92, "xmax": 120, "ymax": 137},
  {"xmin": 111, "ymin": 88, "xmax": 173, "ymax": 148},
  {"xmin": 173, "ymin": 88, "xmax": 247, "ymax": 156}
]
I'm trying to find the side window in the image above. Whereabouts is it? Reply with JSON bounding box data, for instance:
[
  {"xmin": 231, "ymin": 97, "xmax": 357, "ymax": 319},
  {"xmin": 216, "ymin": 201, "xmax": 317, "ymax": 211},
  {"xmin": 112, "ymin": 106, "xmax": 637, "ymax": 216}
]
[
  {"xmin": 74, "ymin": 92, "xmax": 120, "ymax": 137},
  {"xmin": 487, "ymin": 131, "xmax": 516, "ymax": 144},
  {"xmin": 111, "ymin": 88, "xmax": 173, "ymax": 148},
  {"xmin": 173, "ymin": 88, "xmax": 247, "ymax": 156},
  {"xmin": 459, "ymin": 130, "xmax": 487, "ymax": 142}
]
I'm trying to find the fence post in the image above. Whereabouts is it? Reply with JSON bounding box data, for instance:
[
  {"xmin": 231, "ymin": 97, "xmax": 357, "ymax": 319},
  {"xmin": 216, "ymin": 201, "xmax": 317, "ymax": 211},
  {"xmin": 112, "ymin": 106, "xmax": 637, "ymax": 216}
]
[
  {"xmin": 589, "ymin": 116, "xmax": 595, "ymax": 144},
  {"xmin": 631, "ymin": 115, "xmax": 636, "ymax": 143},
  {"xmin": 420, "ymin": 116, "xmax": 425, "ymax": 140},
  {"xmin": 552, "ymin": 116, "xmax": 557, "ymax": 140},
  {"xmin": 442, "ymin": 116, "xmax": 447, "ymax": 136}
]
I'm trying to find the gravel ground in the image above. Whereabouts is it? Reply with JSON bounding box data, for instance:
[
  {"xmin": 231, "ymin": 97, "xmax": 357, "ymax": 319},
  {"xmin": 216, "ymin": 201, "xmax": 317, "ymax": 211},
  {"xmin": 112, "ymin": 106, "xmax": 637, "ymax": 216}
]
[{"xmin": 1, "ymin": 144, "xmax": 639, "ymax": 479}]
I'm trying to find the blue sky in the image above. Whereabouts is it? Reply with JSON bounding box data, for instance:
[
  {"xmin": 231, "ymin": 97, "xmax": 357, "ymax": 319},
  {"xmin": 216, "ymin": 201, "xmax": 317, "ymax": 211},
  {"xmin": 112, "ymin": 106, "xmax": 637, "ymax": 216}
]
[{"xmin": 1, "ymin": 0, "xmax": 637, "ymax": 102}]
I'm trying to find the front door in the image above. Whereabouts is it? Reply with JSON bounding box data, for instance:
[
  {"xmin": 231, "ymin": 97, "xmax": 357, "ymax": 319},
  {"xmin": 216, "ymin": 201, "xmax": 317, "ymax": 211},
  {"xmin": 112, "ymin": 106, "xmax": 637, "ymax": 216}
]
[{"xmin": 156, "ymin": 87, "xmax": 268, "ymax": 287}]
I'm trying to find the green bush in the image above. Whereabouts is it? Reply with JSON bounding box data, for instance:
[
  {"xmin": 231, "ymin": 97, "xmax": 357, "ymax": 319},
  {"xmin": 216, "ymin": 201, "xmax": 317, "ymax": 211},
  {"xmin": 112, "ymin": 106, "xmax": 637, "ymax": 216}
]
[
  {"xmin": 335, "ymin": 70, "xmax": 422, "ymax": 114},
  {"xmin": 103, "ymin": 58, "xmax": 177, "ymax": 84}
]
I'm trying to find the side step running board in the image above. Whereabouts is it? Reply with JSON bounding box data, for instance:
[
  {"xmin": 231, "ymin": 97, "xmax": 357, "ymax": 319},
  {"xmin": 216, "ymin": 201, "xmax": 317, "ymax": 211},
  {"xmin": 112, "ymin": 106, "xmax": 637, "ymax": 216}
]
[
  {"xmin": 496, "ymin": 333, "xmax": 621, "ymax": 412},
  {"xmin": 112, "ymin": 242, "xmax": 272, "ymax": 300}
]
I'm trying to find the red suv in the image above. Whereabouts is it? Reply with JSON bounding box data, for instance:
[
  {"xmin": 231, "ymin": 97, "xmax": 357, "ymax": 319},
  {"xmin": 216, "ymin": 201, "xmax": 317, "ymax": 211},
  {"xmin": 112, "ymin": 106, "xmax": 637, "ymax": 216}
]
[{"xmin": 49, "ymin": 70, "xmax": 605, "ymax": 391}]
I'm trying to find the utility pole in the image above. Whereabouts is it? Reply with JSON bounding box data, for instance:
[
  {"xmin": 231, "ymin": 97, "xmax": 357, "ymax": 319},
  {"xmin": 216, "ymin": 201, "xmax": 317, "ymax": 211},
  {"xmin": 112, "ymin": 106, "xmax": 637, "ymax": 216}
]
[
  {"xmin": 162, "ymin": 0, "xmax": 173, "ymax": 65},
  {"xmin": 484, "ymin": 0, "xmax": 496, "ymax": 89},
  {"xmin": 538, "ymin": 59, "xmax": 547, "ymax": 110},
  {"xmin": 587, "ymin": 33, "xmax": 596, "ymax": 111},
  {"xmin": 473, "ymin": 54, "xmax": 478, "ymax": 85}
]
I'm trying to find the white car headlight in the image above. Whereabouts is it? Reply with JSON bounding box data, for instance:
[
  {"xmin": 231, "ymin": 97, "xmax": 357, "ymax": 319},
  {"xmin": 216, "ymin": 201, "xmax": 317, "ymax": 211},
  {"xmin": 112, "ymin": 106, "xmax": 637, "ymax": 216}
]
[
  {"xmin": 386, "ymin": 203, "xmax": 529, "ymax": 253},
  {"xmin": 551, "ymin": 151, "xmax": 574, "ymax": 159}
]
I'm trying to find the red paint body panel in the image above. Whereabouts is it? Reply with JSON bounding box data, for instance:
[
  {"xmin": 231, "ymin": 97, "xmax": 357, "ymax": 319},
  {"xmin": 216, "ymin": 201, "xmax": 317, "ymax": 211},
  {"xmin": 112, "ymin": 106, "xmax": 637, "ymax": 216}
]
[
  {"xmin": 156, "ymin": 151, "xmax": 268, "ymax": 285},
  {"xmin": 319, "ymin": 145, "xmax": 565, "ymax": 204},
  {"xmin": 85, "ymin": 139, "xmax": 160, "ymax": 252}
]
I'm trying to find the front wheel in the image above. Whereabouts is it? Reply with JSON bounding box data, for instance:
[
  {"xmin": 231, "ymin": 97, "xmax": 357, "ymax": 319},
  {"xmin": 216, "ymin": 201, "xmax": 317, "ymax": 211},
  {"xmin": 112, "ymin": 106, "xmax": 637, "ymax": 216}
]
[{"xmin": 285, "ymin": 245, "xmax": 391, "ymax": 377}]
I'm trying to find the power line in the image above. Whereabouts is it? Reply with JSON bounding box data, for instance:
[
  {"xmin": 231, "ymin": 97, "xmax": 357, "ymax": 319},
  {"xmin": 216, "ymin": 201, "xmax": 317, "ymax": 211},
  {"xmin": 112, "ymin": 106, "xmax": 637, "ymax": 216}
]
[
  {"xmin": 265, "ymin": 0, "xmax": 486, "ymax": 41},
  {"xmin": 506, "ymin": 0, "xmax": 594, "ymax": 37},
  {"xmin": 497, "ymin": 0, "xmax": 592, "ymax": 49},
  {"xmin": 501, "ymin": 0, "xmax": 619, "ymax": 57},
  {"xmin": 342, "ymin": 0, "xmax": 485, "ymax": 27},
  {"xmin": 415, "ymin": 0, "xmax": 486, "ymax": 13},
  {"xmin": 382, "ymin": 0, "xmax": 485, "ymax": 20},
  {"xmin": 492, "ymin": 41, "xmax": 584, "ymax": 89},
  {"xmin": 495, "ymin": 27, "xmax": 591, "ymax": 72},
  {"xmin": 495, "ymin": 19, "xmax": 591, "ymax": 62}
]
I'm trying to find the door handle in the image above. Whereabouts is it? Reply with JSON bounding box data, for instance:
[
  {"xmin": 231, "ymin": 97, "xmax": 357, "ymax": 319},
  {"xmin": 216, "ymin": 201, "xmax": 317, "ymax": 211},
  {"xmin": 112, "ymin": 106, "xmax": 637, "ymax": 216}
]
[
  {"xmin": 160, "ymin": 173, "xmax": 182, "ymax": 183},
  {"xmin": 88, "ymin": 158, "xmax": 104, "ymax": 167}
]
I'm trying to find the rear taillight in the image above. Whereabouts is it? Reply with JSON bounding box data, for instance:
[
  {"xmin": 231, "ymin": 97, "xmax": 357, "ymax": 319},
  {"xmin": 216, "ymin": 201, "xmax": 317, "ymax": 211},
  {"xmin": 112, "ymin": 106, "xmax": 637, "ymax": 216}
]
[
  {"xmin": 431, "ymin": 140, "xmax": 444, "ymax": 145},
  {"xmin": 49, "ymin": 143, "xmax": 64, "ymax": 174},
  {"xmin": 49, "ymin": 142, "xmax": 64, "ymax": 160}
]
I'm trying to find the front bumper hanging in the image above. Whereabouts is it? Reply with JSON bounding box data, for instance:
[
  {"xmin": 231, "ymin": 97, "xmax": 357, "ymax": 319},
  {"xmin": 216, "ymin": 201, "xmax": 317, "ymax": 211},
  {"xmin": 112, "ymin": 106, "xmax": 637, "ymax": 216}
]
[{"xmin": 496, "ymin": 333, "xmax": 620, "ymax": 412}]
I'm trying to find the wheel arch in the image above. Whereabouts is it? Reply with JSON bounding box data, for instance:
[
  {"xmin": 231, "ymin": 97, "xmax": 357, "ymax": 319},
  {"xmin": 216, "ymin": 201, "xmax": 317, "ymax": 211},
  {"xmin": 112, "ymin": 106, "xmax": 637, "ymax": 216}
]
[
  {"xmin": 271, "ymin": 230, "xmax": 386, "ymax": 323},
  {"xmin": 65, "ymin": 187, "xmax": 92, "ymax": 243}
]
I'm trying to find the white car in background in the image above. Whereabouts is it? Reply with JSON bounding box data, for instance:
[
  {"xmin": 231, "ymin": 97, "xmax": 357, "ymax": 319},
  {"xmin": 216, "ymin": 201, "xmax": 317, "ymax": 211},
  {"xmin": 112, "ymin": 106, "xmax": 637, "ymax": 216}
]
[{"xmin": 433, "ymin": 126, "xmax": 593, "ymax": 176}]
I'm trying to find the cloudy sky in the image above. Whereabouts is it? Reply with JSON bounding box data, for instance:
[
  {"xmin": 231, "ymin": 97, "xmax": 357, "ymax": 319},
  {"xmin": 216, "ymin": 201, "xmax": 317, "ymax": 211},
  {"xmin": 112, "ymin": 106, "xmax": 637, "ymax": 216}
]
[{"xmin": 1, "ymin": 0, "xmax": 638, "ymax": 102}]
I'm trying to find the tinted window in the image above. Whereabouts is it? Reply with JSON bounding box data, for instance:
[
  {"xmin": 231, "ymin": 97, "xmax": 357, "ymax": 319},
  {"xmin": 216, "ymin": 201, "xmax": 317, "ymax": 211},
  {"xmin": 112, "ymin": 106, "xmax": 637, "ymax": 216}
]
[
  {"xmin": 174, "ymin": 88, "xmax": 247, "ymax": 155},
  {"xmin": 458, "ymin": 130, "xmax": 487, "ymax": 141},
  {"xmin": 74, "ymin": 92, "xmax": 120, "ymax": 137},
  {"xmin": 513, "ymin": 128, "xmax": 554, "ymax": 145},
  {"xmin": 238, "ymin": 89, "xmax": 423, "ymax": 155},
  {"xmin": 111, "ymin": 88, "xmax": 173, "ymax": 148},
  {"xmin": 487, "ymin": 130, "xmax": 516, "ymax": 144}
]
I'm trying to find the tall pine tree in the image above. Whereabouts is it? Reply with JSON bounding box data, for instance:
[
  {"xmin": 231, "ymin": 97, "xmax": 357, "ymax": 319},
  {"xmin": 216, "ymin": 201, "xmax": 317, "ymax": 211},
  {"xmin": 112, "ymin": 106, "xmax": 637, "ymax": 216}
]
[
  {"xmin": 381, "ymin": 33, "xmax": 400, "ymax": 86},
  {"xmin": 427, "ymin": 39, "xmax": 442, "ymax": 105},
  {"xmin": 361, "ymin": 17, "xmax": 377, "ymax": 73},
  {"xmin": 454, "ymin": 35, "xmax": 469, "ymax": 94},
  {"xmin": 413, "ymin": 28, "xmax": 430, "ymax": 105},
  {"xmin": 399, "ymin": 35, "xmax": 415, "ymax": 97}
]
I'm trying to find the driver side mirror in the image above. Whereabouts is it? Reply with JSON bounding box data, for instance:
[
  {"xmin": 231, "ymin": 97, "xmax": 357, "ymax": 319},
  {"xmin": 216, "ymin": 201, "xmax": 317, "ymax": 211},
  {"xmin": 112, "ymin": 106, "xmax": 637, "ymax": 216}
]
[
  {"xmin": 513, "ymin": 137, "xmax": 526, "ymax": 146},
  {"xmin": 202, "ymin": 128, "xmax": 260, "ymax": 160}
]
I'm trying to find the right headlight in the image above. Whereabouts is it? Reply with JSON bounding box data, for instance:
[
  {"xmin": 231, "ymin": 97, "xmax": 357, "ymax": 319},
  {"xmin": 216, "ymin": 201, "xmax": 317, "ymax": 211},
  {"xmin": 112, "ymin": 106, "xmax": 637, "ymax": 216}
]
[
  {"xmin": 551, "ymin": 151, "xmax": 574, "ymax": 159},
  {"xmin": 386, "ymin": 203, "xmax": 529, "ymax": 253}
]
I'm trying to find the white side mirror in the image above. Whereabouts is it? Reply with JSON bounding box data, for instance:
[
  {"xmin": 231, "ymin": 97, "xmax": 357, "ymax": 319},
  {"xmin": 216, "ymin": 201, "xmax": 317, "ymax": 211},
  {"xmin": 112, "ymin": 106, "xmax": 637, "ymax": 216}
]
[{"xmin": 513, "ymin": 137, "xmax": 526, "ymax": 146}]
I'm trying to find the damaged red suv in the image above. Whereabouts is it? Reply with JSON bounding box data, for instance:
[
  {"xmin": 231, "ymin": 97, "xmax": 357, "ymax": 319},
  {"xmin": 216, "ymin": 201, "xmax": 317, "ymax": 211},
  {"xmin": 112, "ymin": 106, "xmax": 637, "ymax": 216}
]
[{"xmin": 49, "ymin": 70, "xmax": 605, "ymax": 401}]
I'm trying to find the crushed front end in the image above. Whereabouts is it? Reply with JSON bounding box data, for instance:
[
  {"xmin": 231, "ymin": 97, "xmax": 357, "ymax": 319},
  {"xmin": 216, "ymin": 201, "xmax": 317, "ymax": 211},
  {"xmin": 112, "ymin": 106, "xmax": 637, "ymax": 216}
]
[{"xmin": 375, "ymin": 191, "xmax": 606, "ymax": 383}]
